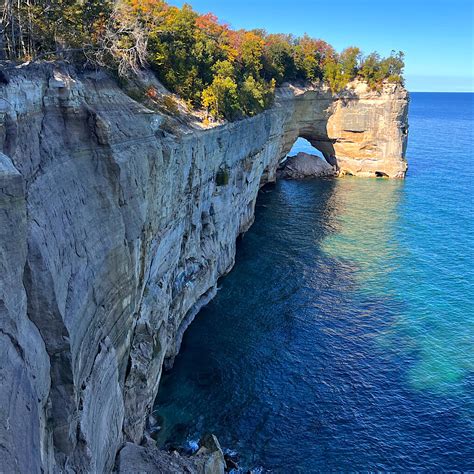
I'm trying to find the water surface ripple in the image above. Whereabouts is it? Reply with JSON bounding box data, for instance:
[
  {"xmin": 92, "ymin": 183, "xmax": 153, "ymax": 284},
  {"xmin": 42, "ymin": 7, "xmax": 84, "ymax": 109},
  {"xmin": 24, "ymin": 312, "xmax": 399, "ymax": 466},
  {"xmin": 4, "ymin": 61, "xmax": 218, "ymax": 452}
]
[{"xmin": 154, "ymin": 93, "xmax": 474, "ymax": 471}]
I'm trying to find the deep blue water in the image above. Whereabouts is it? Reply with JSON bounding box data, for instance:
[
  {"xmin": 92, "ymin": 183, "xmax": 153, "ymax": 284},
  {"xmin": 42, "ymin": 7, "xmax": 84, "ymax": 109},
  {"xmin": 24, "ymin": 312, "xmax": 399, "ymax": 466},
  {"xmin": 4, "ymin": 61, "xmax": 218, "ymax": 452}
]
[{"xmin": 154, "ymin": 93, "xmax": 474, "ymax": 472}]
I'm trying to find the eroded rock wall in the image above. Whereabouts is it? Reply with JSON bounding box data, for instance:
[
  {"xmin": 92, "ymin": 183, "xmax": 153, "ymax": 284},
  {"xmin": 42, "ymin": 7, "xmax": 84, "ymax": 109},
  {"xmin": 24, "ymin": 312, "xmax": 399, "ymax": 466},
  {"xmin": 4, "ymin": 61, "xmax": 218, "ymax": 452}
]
[
  {"xmin": 277, "ymin": 81, "xmax": 409, "ymax": 177},
  {"xmin": 0, "ymin": 63, "xmax": 408, "ymax": 472}
]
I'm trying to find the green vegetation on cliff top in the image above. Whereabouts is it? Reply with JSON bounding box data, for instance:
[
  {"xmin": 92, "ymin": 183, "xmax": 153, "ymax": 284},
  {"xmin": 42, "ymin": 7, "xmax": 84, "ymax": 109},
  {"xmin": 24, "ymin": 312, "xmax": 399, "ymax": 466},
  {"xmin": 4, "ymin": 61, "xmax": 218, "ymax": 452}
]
[{"xmin": 0, "ymin": 0, "xmax": 404, "ymax": 120}]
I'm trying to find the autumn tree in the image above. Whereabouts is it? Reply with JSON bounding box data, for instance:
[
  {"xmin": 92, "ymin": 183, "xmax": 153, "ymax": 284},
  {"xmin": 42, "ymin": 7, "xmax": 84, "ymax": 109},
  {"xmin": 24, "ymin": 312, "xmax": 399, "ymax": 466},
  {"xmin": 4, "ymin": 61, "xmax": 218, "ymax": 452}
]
[
  {"xmin": 262, "ymin": 33, "xmax": 297, "ymax": 84},
  {"xmin": 0, "ymin": 0, "xmax": 405, "ymax": 120},
  {"xmin": 293, "ymin": 35, "xmax": 335, "ymax": 81},
  {"xmin": 238, "ymin": 30, "xmax": 265, "ymax": 77},
  {"xmin": 202, "ymin": 60, "xmax": 240, "ymax": 119}
]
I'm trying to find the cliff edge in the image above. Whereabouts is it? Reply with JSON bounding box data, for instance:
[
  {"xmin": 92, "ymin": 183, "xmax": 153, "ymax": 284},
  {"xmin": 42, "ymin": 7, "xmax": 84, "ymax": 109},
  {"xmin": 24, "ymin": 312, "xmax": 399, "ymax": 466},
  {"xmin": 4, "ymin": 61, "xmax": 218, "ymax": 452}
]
[{"xmin": 0, "ymin": 63, "xmax": 408, "ymax": 473}]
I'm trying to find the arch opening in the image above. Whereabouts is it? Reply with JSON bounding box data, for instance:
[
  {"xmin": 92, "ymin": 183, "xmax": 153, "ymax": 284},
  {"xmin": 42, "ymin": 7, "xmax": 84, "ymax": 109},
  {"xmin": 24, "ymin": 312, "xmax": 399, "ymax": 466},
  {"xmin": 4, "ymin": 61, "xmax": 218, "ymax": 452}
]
[
  {"xmin": 286, "ymin": 137, "xmax": 325, "ymax": 161},
  {"xmin": 278, "ymin": 136, "xmax": 337, "ymax": 179},
  {"xmin": 280, "ymin": 132, "xmax": 338, "ymax": 169},
  {"xmin": 280, "ymin": 133, "xmax": 337, "ymax": 167}
]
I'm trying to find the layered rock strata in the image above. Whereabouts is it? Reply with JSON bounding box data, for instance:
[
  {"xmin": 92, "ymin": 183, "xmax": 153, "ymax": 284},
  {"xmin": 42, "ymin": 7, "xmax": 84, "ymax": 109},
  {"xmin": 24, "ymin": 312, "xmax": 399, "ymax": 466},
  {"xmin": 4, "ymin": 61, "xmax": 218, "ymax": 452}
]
[{"xmin": 0, "ymin": 63, "xmax": 408, "ymax": 473}]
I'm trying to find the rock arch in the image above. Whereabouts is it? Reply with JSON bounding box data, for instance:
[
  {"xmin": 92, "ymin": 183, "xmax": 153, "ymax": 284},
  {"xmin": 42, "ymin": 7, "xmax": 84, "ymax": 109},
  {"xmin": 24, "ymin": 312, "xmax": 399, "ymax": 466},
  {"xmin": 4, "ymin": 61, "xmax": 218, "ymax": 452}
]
[{"xmin": 276, "ymin": 82, "xmax": 409, "ymax": 178}]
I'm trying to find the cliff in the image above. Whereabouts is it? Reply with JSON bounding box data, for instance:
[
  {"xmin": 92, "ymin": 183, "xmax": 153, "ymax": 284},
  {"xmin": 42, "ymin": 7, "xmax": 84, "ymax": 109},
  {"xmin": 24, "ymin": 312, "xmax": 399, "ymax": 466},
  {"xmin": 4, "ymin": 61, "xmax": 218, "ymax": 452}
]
[{"xmin": 0, "ymin": 63, "xmax": 408, "ymax": 473}]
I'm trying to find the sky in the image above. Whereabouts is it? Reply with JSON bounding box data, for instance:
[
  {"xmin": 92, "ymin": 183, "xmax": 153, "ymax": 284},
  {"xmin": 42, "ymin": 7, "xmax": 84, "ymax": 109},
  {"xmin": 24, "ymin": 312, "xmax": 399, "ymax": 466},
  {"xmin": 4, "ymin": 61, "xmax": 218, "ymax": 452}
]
[{"xmin": 170, "ymin": 0, "xmax": 474, "ymax": 92}]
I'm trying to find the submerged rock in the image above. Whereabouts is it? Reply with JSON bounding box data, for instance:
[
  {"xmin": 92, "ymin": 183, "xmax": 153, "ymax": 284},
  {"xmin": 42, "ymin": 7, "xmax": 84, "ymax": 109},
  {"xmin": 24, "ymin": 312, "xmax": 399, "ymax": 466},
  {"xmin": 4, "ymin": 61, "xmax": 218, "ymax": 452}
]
[{"xmin": 278, "ymin": 152, "xmax": 336, "ymax": 179}]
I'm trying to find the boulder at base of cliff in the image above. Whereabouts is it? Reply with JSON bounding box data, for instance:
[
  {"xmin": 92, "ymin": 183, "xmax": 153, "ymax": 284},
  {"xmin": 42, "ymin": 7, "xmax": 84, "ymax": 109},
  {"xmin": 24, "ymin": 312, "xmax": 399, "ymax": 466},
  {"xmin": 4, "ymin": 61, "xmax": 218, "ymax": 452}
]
[
  {"xmin": 278, "ymin": 152, "xmax": 336, "ymax": 179},
  {"xmin": 115, "ymin": 434, "xmax": 225, "ymax": 474}
]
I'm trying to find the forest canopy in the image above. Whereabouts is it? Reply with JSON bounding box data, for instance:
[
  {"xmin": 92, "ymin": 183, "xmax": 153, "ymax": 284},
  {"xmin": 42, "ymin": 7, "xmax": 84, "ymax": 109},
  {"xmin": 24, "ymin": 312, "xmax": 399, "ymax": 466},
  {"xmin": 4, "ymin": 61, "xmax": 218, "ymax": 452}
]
[{"xmin": 0, "ymin": 0, "xmax": 405, "ymax": 120}]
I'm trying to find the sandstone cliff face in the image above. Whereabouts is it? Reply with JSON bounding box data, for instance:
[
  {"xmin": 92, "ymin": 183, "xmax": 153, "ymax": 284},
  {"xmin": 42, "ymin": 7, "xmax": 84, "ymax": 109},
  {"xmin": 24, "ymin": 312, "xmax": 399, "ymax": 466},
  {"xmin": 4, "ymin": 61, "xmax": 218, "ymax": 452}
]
[
  {"xmin": 277, "ymin": 81, "xmax": 409, "ymax": 178},
  {"xmin": 0, "ymin": 63, "xmax": 408, "ymax": 473}
]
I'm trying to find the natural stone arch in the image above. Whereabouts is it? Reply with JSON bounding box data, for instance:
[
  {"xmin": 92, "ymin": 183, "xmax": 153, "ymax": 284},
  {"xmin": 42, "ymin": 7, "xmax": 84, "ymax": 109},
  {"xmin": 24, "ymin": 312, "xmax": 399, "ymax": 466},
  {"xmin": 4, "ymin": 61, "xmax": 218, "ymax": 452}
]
[{"xmin": 276, "ymin": 82, "xmax": 408, "ymax": 178}]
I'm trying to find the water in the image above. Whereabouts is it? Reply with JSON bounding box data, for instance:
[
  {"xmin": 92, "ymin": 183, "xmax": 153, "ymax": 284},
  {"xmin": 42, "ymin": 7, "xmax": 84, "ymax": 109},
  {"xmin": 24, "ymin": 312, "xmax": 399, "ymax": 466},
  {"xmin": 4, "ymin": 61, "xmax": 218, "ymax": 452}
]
[{"xmin": 154, "ymin": 93, "xmax": 474, "ymax": 471}]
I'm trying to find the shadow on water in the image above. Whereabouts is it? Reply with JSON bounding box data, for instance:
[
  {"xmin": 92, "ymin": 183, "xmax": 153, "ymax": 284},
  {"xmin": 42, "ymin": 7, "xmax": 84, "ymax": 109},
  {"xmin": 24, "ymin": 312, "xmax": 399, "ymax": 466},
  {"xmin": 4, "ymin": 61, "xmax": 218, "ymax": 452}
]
[{"xmin": 153, "ymin": 164, "xmax": 473, "ymax": 470}]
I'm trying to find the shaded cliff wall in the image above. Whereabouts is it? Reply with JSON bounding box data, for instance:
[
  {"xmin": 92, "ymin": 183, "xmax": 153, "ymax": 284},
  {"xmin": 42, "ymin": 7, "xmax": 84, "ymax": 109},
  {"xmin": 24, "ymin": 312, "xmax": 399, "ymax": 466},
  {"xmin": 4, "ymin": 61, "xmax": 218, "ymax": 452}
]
[{"xmin": 0, "ymin": 63, "xmax": 408, "ymax": 472}]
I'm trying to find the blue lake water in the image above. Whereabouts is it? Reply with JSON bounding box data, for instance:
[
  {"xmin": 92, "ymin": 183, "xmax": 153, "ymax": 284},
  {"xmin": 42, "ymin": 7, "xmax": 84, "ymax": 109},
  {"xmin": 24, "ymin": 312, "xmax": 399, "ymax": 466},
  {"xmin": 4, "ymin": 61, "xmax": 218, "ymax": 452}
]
[{"xmin": 154, "ymin": 93, "xmax": 474, "ymax": 471}]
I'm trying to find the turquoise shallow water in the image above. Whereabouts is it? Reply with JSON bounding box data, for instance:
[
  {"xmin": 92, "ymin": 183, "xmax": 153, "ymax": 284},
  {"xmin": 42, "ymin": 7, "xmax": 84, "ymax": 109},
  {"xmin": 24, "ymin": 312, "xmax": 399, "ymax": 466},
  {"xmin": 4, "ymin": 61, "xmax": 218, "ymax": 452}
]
[{"xmin": 154, "ymin": 93, "xmax": 474, "ymax": 471}]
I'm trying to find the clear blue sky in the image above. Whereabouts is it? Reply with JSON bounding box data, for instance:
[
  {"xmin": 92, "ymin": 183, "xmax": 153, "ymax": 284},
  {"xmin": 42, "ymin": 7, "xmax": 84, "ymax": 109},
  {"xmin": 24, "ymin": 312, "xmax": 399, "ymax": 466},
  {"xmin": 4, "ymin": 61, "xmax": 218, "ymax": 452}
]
[{"xmin": 170, "ymin": 0, "xmax": 474, "ymax": 92}]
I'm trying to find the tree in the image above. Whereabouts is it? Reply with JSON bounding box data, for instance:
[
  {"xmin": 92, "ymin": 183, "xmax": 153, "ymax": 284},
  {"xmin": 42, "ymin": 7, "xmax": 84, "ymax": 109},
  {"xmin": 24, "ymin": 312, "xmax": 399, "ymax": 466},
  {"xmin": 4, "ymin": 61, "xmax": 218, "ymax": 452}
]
[
  {"xmin": 262, "ymin": 33, "xmax": 296, "ymax": 84},
  {"xmin": 95, "ymin": 0, "xmax": 151, "ymax": 76},
  {"xmin": 0, "ymin": 0, "xmax": 113, "ymax": 61},
  {"xmin": 383, "ymin": 50, "xmax": 405, "ymax": 84},
  {"xmin": 202, "ymin": 60, "xmax": 240, "ymax": 120},
  {"xmin": 238, "ymin": 30, "xmax": 265, "ymax": 77},
  {"xmin": 294, "ymin": 35, "xmax": 335, "ymax": 81},
  {"xmin": 359, "ymin": 52, "xmax": 384, "ymax": 89},
  {"xmin": 0, "ymin": 0, "xmax": 405, "ymax": 121},
  {"xmin": 323, "ymin": 58, "xmax": 344, "ymax": 92},
  {"xmin": 339, "ymin": 46, "xmax": 361, "ymax": 82},
  {"xmin": 240, "ymin": 75, "xmax": 275, "ymax": 116},
  {"xmin": 322, "ymin": 47, "xmax": 362, "ymax": 92}
]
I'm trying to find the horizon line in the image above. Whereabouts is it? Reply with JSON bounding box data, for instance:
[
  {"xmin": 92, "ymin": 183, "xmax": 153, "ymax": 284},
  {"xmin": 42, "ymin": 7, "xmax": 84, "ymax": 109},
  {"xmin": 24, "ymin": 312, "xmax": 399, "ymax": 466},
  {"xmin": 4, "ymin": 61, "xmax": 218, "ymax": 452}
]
[{"xmin": 409, "ymin": 90, "xmax": 474, "ymax": 93}]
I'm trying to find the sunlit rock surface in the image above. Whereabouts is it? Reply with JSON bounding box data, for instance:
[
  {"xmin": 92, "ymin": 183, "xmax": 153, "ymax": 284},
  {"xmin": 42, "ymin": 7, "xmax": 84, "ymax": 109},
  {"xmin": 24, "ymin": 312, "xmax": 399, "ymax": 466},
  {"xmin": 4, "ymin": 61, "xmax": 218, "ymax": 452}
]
[
  {"xmin": 0, "ymin": 63, "xmax": 408, "ymax": 472},
  {"xmin": 277, "ymin": 81, "xmax": 409, "ymax": 178}
]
